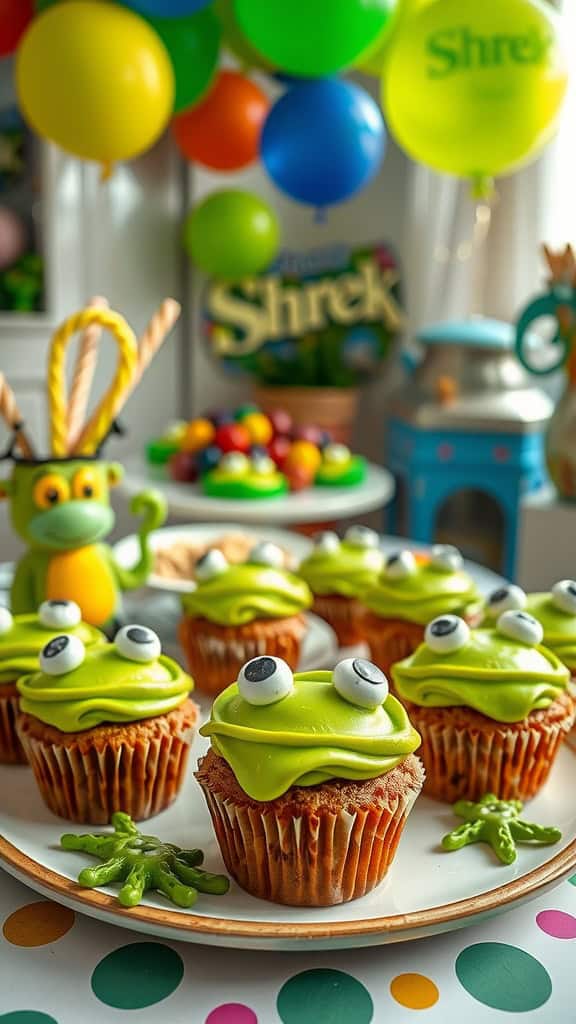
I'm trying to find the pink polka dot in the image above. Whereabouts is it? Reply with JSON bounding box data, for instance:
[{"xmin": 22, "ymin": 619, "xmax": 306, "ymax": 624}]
[
  {"xmin": 536, "ymin": 910, "xmax": 576, "ymax": 939},
  {"xmin": 205, "ymin": 1005, "xmax": 257, "ymax": 1024}
]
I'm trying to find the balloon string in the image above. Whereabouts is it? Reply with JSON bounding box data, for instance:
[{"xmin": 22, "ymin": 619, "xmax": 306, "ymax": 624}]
[
  {"xmin": 314, "ymin": 206, "xmax": 327, "ymax": 224},
  {"xmin": 432, "ymin": 195, "xmax": 494, "ymax": 268}
]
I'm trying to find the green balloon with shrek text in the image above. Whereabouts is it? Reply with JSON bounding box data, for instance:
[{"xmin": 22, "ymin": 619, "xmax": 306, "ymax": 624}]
[
  {"xmin": 0, "ymin": 458, "xmax": 166, "ymax": 630},
  {"xmin": 184, "ymin": 190, "xmax": 280, "ymax": 280},
  {"xmin": 383, "ymin": 0, "xmax": 568, "ymax": 196}
]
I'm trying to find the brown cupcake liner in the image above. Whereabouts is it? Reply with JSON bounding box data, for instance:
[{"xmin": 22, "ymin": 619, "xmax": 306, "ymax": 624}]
[
  {"xmin": 311, "ymin": 594, "xmax": 366, "ymax": 647},
  {"xmin": 404, "ymin": 693, "xmax": 575, "ymax": 803},
  {"xmin": 196, "ymin": 751, "xmax": 424, "ymax": 906},
  {"xmin": 178, "ymin": 614, "xmax": 306, "ymax": 696},
  {"xmin": 361, "ymin": 614, "xmax": 425, "ymax": 677},
  {"xmin": 16, "ymin": 698, "xmax": 199, "ymax": 824},
  {"xmin": 0, "ymin": 682, "xmax": 27, "ymax": 765}
]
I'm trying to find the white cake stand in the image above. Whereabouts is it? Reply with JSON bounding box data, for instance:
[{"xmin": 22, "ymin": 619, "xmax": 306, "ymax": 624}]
[{"xmin": 119, "ymin": 456, "xmax": 394, "ymax": 525}]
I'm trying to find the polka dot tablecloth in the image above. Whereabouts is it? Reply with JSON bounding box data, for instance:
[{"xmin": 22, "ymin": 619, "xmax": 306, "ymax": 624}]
[{"xmin": 0, "ymin": 873, "xmax": 574, "ymax": 1022}]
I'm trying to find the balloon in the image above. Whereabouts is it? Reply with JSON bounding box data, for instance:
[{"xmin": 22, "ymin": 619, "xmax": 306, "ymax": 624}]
[
  {"xmin": 148, "ymin": 8, "xmax": 220, "ymax": 114},
  {"xmin": 0, "ymin": 207, "xmax": 26, "ymax": 270},
  {"xmin": 353, "ymin": 0, "xmax": 398, "ymax": 75},
  {"xmin": 383, "ymin": 0, "xmax": 568, "ymax": 193},
  {"xmin": 234, "ymin": 0, "xmax": 393, "ymax": 76},
  {"xmin": 0, "ymin": 0, "xmax": 33, "ymax": 57},
  {"xmin": 183, "ymin": 190, "xmax": 280, "ymax": 279},
  {"xmin": 214, "ymin": 0, "xmax": 275, "ymax": 72},
  {"xmin": 172, "ymin": 70, "xmax": 269, "ymax": 170},
  {"xmin": 261, "ymin": 79, "xmax": 386, "ymax": 211},
  {"xmin": 16, "ymin": 2, "xmax": 174, "ymax": 172},
  {"xmin": 123, "ymin": 0, "xmax": 211, "ymax": 14}
]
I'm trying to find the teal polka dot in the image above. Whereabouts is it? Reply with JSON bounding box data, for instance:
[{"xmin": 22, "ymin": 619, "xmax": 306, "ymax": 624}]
[
  {"xmin": 0, "ymin": 1015, "xmax": 57, "ymax": 1024},
  {"xmin": 91, "ymin": 942, "xmax": 184, "ymax": 1010},
  {"xmin": 277, "ymin": 969, "xmax": 373, "ymax": 1024},
  {"xmin": 456, "ymin": 943, "xmax": 552, "ymax": 1012}
]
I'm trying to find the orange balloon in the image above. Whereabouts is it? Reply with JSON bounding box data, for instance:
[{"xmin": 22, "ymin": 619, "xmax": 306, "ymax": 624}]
[{"xmin": 172, "ymin": 69, "xmax": 269, "ymax": 171}]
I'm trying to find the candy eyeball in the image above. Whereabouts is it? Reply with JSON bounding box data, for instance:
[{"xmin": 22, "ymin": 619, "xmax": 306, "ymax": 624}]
[
  {"xmin": 486, "ymin": 584, "xmax": 527, "ymax": 619},
  {"xmin": 497, "ymin": 610, "xmax": 543, "ymax": 647},
  {"xmin": 40, "ymin": 634, "xmax": 85, "ymax": 675},
  {"xmin": 323, "ymin": 443, "xmax": 350, "ymax": 466},
  {"xmin": 115, "ymin": 625, "xmax": 161, "ymax": 663},
  {"xmin": 238, "ymin": 655, "xmax": 294, "ymax": 706},
  {"xmin": 195, "ymin": 549, "xmax": 229, "ymax": 581},
  {"xmin": 384, "ymin": 550, "xmax": 417, "ymax": 579},
  {"xmin": 220, "ymin": 451, "xmax": 250, "ymax": 475},
  {"xmin": 551, "ymin": 580, "xmax": 576, "ymax": 616},
  {"xmin": 0, "ymin": 607, "xmax": 13, "ymax": 636},
  {"xmin": 430, "ymin": 544, "xmax": 463, "ymax": 573},
  {"xmin": 333, "ymin": 657, "xmax": 389, "ymax": 709},
  {"xmin": 313, "ymin": 530, "xmax": 340, "ymax": 554},
  {"xmin": 425, "ymin": 615, "xmax": 470, "ymax": 653},
  {"xmin": 38, "ymin": 600, "xmax": 81, "ymax": 631},
  {"xmin": 248, "ymin": 541, "xmax": 284, "ymax": 569},
  {"xmin": 345, "ymin": 525, "xmax": 379, "ymax": 549},
  {"xmin": 251, "ymin": 454, "xmax": 275, "ymax": 476}
]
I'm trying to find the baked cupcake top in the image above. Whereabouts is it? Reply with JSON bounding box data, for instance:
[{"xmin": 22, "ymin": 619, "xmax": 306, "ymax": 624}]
[
  {"xmin": 362, "ymin": 545, "xmax": 479, "ymax": 624},
  {"xmin": 200, "ymin": 654, "xmax": 421, "ymax": 800},
  {"xmin": 0, "ymin": 601, "xmax": 104, "ymax": 685},
  {"xmin": 297, "ymin": 526, "xmax": 384, "ymax": 598},
  {"xmin": 17, "ymin": 625, "xmax": 191, "ymax": 732},
  {"xmin": 392, "ymin": 611, "xmax": 569, "ymax": 723},
  {"xmin": 181, "ymin": 543, "xmax": 312, "ymax": 626},
  {"xmin": 484, "ymin": 580, "xmax": 576, "ymax": 671}
]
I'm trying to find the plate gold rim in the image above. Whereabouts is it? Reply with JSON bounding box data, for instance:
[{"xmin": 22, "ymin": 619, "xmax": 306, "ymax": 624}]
[{"xmin": 1, "ymin": 831, "xmax": 575, "ymax": 941}]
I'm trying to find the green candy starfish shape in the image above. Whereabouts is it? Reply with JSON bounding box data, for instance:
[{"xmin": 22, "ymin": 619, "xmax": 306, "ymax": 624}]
[
  {"xmin": 61, "ymin": 812, "xmax": 229, "ymax": 908},
  {"xmin": 441, "ymin": 794, "xmax": 562, "ymax": 865}
]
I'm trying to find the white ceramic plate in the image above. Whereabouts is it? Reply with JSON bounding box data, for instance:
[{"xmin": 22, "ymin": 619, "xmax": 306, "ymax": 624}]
[
  {"xmin": 113, "ymin": 523, "xmax": 314, "ymax": 594},
  {"xmin": 1, "ymin": 729, "xmax": 574, "ymax": 952}
]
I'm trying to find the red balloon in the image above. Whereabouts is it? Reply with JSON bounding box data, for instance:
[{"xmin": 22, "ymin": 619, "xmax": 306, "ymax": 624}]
[
  {"xmin": 1, "ymin": 0, "xmax": 33, "ymax": 57},
  {"xmin": 214, "ymin": 421, "xmax": 251, "ymax": 453},
  {"xmin": 172, "ymin": 69, "xmax": 269, "ymax": 171}
]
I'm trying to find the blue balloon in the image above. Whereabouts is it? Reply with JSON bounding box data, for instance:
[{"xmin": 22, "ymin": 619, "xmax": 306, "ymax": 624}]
[
  {"xmin": 121, "ymin": 0, "xmax": 211, "ymax": 16},
  {"xmin": 261, "ymin": 78, "xmax": 386, "ymax": 211}
]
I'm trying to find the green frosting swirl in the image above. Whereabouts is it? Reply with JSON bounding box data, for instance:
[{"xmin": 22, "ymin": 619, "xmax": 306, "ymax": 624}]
[
  {"xmin": 392, "ymin": 627, "xmax": 569, "ymax": 723},
  {"xmin": 17, "ymin": 645, "xmax": 192, "ymax": 732},
  {"xmin": 200, "ymin": 671, "xmax": 421, "ymax": 800},
  {"xmin": 181, "ymin": 563, "xmax": 312, "ymax": 626},
  {"xmin": 363, "ymin": 560, "xmax": 479, "ymax": 624},
  {"xmin": 0, "ymin": 614, "xmax": 104, "ymax": 685},
  {"xmin": 525, "ymin": 593, "xmax": 576, "ymax": 671},
  {"xmin": 298, "ymin": 540, "xmax": 384, "ymax": 598}
]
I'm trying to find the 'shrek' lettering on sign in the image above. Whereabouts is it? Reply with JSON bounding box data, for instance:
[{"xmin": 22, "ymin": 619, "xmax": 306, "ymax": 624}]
[
  {"xmin": 426, "ymin": 26, "xmax": 553, "ymax": 79},
  {"xmin": 206, "ymin": 256, "xmax": 402, "ymax": 357}
]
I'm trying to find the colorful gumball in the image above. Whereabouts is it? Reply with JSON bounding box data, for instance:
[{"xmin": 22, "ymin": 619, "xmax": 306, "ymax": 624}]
[
  {"xmin": 285, "ymin": 463, "xmax": 315, "ymax": 492},
  {"xmin": 181, "ymin": 417, "xmax": 215, "ymax": 452},
  {"xmin": 284, "ymin": 440, "xmax": 322, "ymax": 474},
  {"xmin": 169, "ymin": 451, "xmax": 198, "ymax": 483},
  {"xmin": 268, "ymin": 408, "xmax": 293, "ymax": 436},
  {"xmin": 235, "ymin": 403, "xmax": 259, "ymax": 420},
  {"xmin": 268, "ymin": 435, "xmax": 292, "ymax": 468},
  {"xmin": 206, "ymin": 409, "xmax": 235, "ymax": 427},
  {"xmin": 197, "ymin": 445, "xmax": 223, "ymax": 475},
  {"xmin": 293, "ymin": 424, "xmax": 324, "ymax": 446},
  {"xmin": 242, "ymin": 411, "xmax": 273, "ymax": 446},
  {"xmin": 0, "ymin": 0, "xmax": 33, "ymax": 58},
  {"xmin": 214, "ymin": 422, "xmax": 251, "ymax": 453}
]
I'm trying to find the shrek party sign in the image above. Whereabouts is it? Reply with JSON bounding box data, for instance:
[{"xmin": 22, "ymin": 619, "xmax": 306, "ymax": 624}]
[{"xmin": 202, "ymin": 242, "xmax": 403, "ymax": 387}]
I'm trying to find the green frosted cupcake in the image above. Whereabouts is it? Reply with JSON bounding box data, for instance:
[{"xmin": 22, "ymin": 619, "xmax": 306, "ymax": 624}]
[{"xmin": 484, "ymin": 580, "xmax": 576, "ymax": 676}]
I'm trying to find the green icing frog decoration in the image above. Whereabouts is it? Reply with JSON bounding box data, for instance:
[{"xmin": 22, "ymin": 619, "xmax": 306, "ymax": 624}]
[
  {"xmin": 442, "ymin": 794, "xmax": 562, "ymax": 865},
  {"xmin": 61, "ymin": 812, "xmax": 229, "ymax": 908}
]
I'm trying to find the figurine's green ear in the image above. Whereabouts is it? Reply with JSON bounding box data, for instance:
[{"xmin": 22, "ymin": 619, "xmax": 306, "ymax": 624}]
[
  {"xmin": 107, "ymin": 463, "xmax": 124, "ymax": 488},
  {"xmin": 0, "ymin": 479, "xmax": 12, "ymax": 500}
]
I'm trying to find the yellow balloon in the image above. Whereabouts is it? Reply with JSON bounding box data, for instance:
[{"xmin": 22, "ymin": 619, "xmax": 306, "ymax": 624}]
[
  {"xmin": 17, "ymin": 1, "xmax": 174, "ymax": 170},
  {"xmin": 383, "ymin": 0, "xmax": 568, "ymax": 192}
]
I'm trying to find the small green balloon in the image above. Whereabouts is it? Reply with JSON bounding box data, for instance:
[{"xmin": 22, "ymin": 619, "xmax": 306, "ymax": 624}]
[
  {"xmin": 148, "ymin": 8, "xmax": 220, "ymax": 114},
  {"xmin": 184, "ymin": 190, "xmax": 280, "ymax": 279},
  {"xmin": 214, "ymin": 0, "xmax": 274, "ymax": 72},
  {"xmin": 235, "ymin": 0, "xmax": 393, "ymax": 76}
]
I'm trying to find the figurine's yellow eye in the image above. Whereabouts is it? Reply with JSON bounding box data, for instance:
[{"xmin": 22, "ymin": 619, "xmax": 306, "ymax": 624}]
[
  {"xmin": 72, "ymin": 467, "xmax": 104, "ymax": 501},
  {"xmin": 33, "ymin": 474, "xmax": 70, "ymax": 510}
]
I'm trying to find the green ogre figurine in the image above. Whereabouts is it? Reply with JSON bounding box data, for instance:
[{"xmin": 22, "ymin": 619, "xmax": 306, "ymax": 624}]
[{"xmin": 0, "ymin": 457, "xmax": 166, "ymax": 629}]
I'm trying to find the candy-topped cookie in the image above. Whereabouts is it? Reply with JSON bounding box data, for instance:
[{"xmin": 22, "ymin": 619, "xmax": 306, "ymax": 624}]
[
  {"xmin": 201, "ymin": 451, "xmax": 288, "ymax": 499},
  {"xmin": 197, "ymin": 654, "xmax": 423, "ymax": 906},
  {"xmin": 392, "ymin": 611, "xmax": 573, "ymax": 803},
  {"xmin": 179, "ymin": 542, "xmax": 312, "ymax": 696},
  {"xmin": 360, "ymin": 545, "xmax": 480, "ymax": 674}
]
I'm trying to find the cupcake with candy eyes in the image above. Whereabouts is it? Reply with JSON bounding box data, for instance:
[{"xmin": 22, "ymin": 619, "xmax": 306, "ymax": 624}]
[
  {"xmin": 196, "ymin": 654, "xmax": 423, "ymax": 906},
  {"xmin": 485, "ymin": 580, "xmax": 576, "ymax": 680},
  {"xmin": 0, "ymin": 601, "xmax": 104, "ymax": 765},
  {"xmin": 17, "ymin": 624, "xmax": 197, "ymax": 824},
  {"xmin": 392, "ymin": 610, "xmax": 574, "ymax": 804},
  {"xmin": 178, "ymin": 542, "xmax": 312, "ymax": 697},
  {"xmin": 360, "ymin": 545, "xmax": 480, "ymax": 675},
  {"xmin": 297, "ymin": 526, "xmax": 384, "ymax": 646}
]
